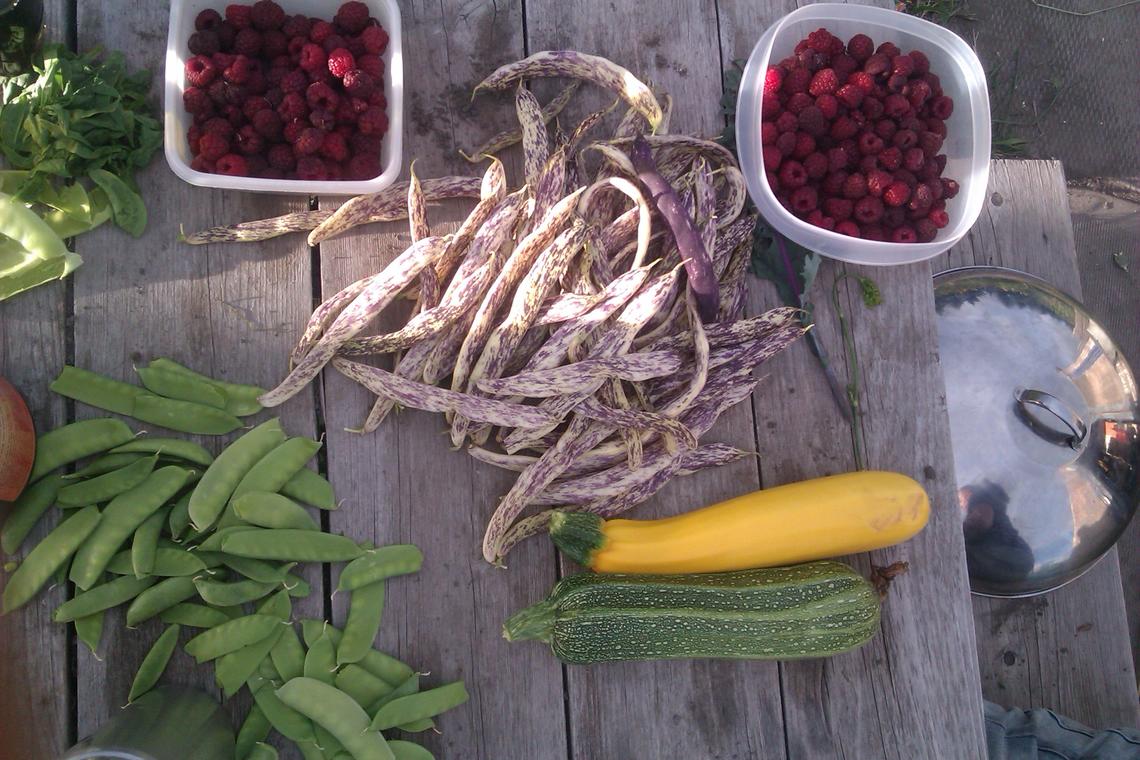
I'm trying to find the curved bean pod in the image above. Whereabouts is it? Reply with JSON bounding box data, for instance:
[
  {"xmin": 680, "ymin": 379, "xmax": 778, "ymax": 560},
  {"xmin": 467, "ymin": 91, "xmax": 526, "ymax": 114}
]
[
  {"xmin": 579, "ymin": 177, "xmax": 652, "ymax": 269},
  {"xmin": 221, "ymin": 529, "xmax": 363, "ymax": 562},
  {"xmin": 28, "ymin": 418, "xmax": 135, "ymax": 483},
  {"xmin": 370, "ymin": 681, "xmax": 469, "ymax": 731},
  {"xmin": 337, "ymin": 581, "xmax": 385, "ymax": 666},
  {"xmin": 110, "ymin": 437, "xmax": 214, "ymax": 467},
  {"xmin": 213, "ymin": 591, "xmax": 291, "ymax": 698},
  {"xmin": 2, "ymin": 506, "xmax": 101, "ymax": 613},
  {"xmin": 232, "ymin": 437, "xmax": 323, "ymax": 502},
  {"xmin": 250, "ymin": 673, "xmax": 317, "ymax": 744},
  {"xmin": 189, "ymin": 419, "xmax": 285, "ymax": 532},
  {"xmin": 125, "ymin": 575, "xmax": 198, "ymax": 626},
  {"xmin": 57, "ymin": 454, "xmax": 157, "ymax": 508},
  {"xmin": 337, "ymin": 545, "xmax": 423, "ymax": 592},
  {"xmin": 235, "ymin": 705, "xmax": 273, "ymax": 760},
  {"xmin": 270, "ymin": 624, "xmax": 307, "ymax": 682},
  {"xmin": 194, "ymin": 576, "xmax": 278, "ymax": 607},
  {"xmin": 136, "ymin": 365, "xmax": 228, "ymax": 409},
  {"xmin": 232, "ymin": 492, "xmax": 318, "ymax": 531},
  {"xmin": 460, "ymin": 81, "xmax": 579, "ymax": 161},
  {"xmin": 64, "ymin": 452, "xmax": 146, "ymax": 480},
  {"xmin": 223, "ymin": 556, "xmax": 297, "ymax": 585},
  {"xmin": 74, "ymin": 611, "xmax": 105, "ymax": 656},
  {"xmin": 1, "ymin": 472, "xmax": 64, "ymax": 554},
  {"xmin": 185, "ymin": 614, "xmax": 283, "ymax": 662},
  {"xmin": 107, "ymin": 546, "xmax": 209, "ymax": 577},
  {"xmin": 335, "ymin": 663, "xmax": 393, "ymax": 709},
  {"xmin": 146, "ymin": 358, "xmax": 266, "ymax": 417},
  {"xmin": 48, "ymin": 365, "xmax": 141, "ymax": 416},
  {"xmin": 182, "ymin": 210, "xmax": 332, "ymax": 244},
  {"xmin": 276, "ymin": 677, "xmax": 395, "ymax": 760},
  {"xmin": 53, "ymin": 574, "xmax": 157, "ymax": 622},
  {"xmin": 131, "ymin": 393, "xmax": 243, "ymax": 436},
  {"xmin": 515, "ymin": 83, "xmax": 549, "ymax": 187},
  {"xmin": 279, "ymin": 467, "xmax": 336, "ymax": 510},
  {"xmin": 159, "ymin": 602, "xmax": 232, "ymax": 629},
  {"xmin": 246, "ymin": 742, "xmax": 278, "ymax": 760},
  {"xmin": 131, "ymin": 506, "xmax": 170, "ymax": 578},
  {"xmin": 128, "ymin": 624, "xmax": 180, "ymax": 702},
  {"xmin": 388, "ymin": 741, "xmax": 434, "ymax": 760},
  {"xmin": 308, "ymin": 177, "xmax": 481, "ymax": 246}
]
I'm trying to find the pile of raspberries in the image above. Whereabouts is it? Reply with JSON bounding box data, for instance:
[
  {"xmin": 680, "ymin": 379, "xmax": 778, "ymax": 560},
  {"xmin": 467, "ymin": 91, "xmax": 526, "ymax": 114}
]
[
  {"xmin": 182, "ymin": 1, "xmax": 389, "ymax": 181},
  {"xmin": 762, "ymin": 27, "xmax": 959, "ymax": 243}
]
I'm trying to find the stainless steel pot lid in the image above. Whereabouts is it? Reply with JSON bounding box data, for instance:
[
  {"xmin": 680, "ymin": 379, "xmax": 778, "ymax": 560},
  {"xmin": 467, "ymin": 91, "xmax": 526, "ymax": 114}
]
[{"xmin": 934, "ymin": 267, "xmax": 1139, "ymax": 597}]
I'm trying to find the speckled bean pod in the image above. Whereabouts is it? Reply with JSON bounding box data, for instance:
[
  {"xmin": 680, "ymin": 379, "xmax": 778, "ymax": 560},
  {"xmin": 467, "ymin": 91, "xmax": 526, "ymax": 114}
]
[
  {"xmin": 533, "ymin": 147, "xmax": 567, "ymax": 223},
  {"xmin": 515, "ymin": 84, "xmax": 549, "ymax": 188},
  {"xmin": 478, "ymin": 350, "xmax": 683, "ymax": 397},
  {"xmin": 182, "ymin": 211, "xmax": 334, "ymax": 245},
  {"xmin": 433, "ymin": 158, "xmax": 508, "ymax": 284},
  {"xmin": 459, "ymin": 82, "xmax": 579, "ymax": 162},
  {"xmin": 355, "ymin": 337, "xmax": 438, "ymax": 434},
  {"xmin": 605, "ymin": 134, "xmax": 737, "ymax": 169},
  {"xmin": 290, "ymin": 273, "xmax": 379, "ymax": 368},
  {"xmin": 578, "ymin": 177, "xmax": 652, "ymax": 269},
  {"xmin": 718, "ymin": 238, "xmax": 753, "ymax": 322},
  {"xmin": 713, "ymin": 212, "xmax": 757, "ymax": 278},
  {"xmin": 715, "ymin": 166, "xmax": 747, "ymax": 227},
  {"xmin": 694, "ymin": 158, "xmax": 718, "ymax": 262},
  {"xmin": 534, "ymin": 292, "xmax": 599, "ymax": 326},
  {"xmin": 308, "ymin": 177, "xmax": 481, "ymax": 246},
  {"xmin": 575, "ymin": 396, "xmax": 697, "ymax": 450}
]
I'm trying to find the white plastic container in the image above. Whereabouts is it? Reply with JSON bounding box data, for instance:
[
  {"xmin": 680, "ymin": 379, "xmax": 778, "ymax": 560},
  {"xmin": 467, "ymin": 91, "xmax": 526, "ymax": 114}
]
[
  {"xmin": 164, "ymin": 0, "xmax": 403, "ymax": 195},
  {"xmin": 736, "ymin": 3, "xmax": 990, "ymax": 266}
]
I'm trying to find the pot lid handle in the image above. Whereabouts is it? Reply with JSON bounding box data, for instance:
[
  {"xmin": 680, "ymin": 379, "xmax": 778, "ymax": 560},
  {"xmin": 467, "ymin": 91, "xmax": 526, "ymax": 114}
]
[{"xmin": 1014, "ymin": 388, "xmax": 1087, "ymax": 449}]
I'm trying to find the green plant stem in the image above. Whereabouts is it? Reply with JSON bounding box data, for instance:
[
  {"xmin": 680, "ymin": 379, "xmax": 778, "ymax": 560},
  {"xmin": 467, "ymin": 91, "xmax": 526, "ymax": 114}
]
[{"xmin": 832, "ymin": 273, "xmax": 868, "ymax": 471}]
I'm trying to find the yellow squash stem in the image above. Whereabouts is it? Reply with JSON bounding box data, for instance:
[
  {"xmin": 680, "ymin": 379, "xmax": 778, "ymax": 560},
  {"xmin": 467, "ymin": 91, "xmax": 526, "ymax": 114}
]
[{"xmin": 549, "ymin": 470, "xmax": 929, "ymax": 574}]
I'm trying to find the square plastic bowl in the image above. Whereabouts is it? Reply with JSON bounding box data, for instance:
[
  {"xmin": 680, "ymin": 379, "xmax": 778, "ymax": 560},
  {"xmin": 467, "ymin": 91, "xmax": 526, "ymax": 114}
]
[
  {"xmin": 165, "ymin": 0, "xmax": 403, "ymax": 195},
  {"xmin": 736, "ymin": 3, "xmax": 990, "ymax": 266}
]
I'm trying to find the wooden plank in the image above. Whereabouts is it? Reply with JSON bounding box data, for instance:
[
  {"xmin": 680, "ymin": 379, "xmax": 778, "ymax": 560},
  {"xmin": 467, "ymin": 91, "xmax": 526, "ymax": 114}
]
[
  {"xmin": 319, "ymin": 2, "xmax": 568, "ymax": 758},
  {"xmin": 935, "ymin": 159, "xmax": 1140, "ymax": 728},
  {"xmin": 721, "ymin": 0, "xmax": 989, "ymax": 755},
  {"xmin": 72, "ymin": 3, "xmax": 321, "ymax": 751},
  {"xmin": 0, "ymin": 4, "xmax": 80, "ymax": 757},
  {"xmin": 519, "ymin": 2, "xmax": 786, "ymax": 759}
]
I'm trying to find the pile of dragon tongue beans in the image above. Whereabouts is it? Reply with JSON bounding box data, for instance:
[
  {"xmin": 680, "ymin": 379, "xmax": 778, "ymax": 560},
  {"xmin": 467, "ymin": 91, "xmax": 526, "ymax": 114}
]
[{"xmin": 761, "ymin": 27, "xmax": 960, "ymax": 243}]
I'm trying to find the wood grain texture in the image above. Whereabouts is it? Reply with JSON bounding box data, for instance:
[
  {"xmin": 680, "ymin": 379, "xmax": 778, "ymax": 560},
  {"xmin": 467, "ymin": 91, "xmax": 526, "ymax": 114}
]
[
  {"xmin": 935, "ymin": 160, "xmax": 1140, "ymax": 729},
  {"xmin": 522, "ymin": 2, "xmax": 786, "ymax": 759},
  {"xmin": 320, "ymin": 2, "xmax": 568, "ymax": 758},
  {"xmin": 71, "ymin": 3, "xmax": 321, "ymax": 751}
]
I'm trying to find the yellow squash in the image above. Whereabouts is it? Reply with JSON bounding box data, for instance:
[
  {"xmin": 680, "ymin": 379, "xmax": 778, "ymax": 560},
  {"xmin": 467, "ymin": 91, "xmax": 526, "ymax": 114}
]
[{"xmin": 548, "ymin": 470, "xmax": 929, "ymax": 573}]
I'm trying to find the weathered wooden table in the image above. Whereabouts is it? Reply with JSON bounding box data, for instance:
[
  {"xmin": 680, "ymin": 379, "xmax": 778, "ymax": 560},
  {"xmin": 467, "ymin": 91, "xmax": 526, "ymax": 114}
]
[{"xmin": 2, "ymin": 1, "xmax": 1136, "ymax": 758}]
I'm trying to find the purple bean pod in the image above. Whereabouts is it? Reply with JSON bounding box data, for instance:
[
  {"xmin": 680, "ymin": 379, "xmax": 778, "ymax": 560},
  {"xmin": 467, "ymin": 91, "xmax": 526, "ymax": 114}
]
[
  {"xmin": 477, "ymin": 350, "xmax": 684, "ymax": 397},
  {"xmin": 534, "ymin": 292, "xmax": 600, "ymax": 326},
  {"xmin": 459, "ymin": 81, "xmax": 580, "ymax": 162},
  {"xmin": 715, "ymin": 166, "xmax": 748, "ymax": 228},
  {"xmin": 575, "ymin": 396, "xmax": 697, "ymax": 450},
  {"xmin": 355, "ymin": 336, "xmax": 438, "ymax": 433},
  {"xmin": 183, "ymin": 210, "xmax": 334, "ymax": 244},
  {"xmin": 532, "ymin": 147, "xmax": 567, "ymax": 224},
  {"xmin": 515, "ymin": 83, "xmax": 549, "ymax": 188}
]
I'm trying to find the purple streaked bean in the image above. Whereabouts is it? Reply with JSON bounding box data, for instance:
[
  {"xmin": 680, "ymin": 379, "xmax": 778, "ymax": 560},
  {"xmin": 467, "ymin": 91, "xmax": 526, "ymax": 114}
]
[
  {"xmin": 534, "ymin": 292, "xmax": 599, "ymax": 326},
  {"xmin": 578, "ymin": 177, "xmax": 651, "ymax": 269},
  {"xmin": 355, "ymin": 336, "xmax": 438, "ymax": 434},
  {"xmin": 308, "ymin": 177, "xmax": 480, "ymax": 246},
  {"xmin": 515, "ymin": 83, "xmax": 549, "ymax": 188},
  {"xmin": 459, "ymin": 82, "xmax": 580, "ymax": 162}
]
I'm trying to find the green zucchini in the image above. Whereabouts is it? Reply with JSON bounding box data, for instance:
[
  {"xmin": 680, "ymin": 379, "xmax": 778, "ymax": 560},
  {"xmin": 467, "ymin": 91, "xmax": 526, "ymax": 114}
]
[{"xmin": 502, "ymin": 561, "xmax": 880, "ymax": 664}]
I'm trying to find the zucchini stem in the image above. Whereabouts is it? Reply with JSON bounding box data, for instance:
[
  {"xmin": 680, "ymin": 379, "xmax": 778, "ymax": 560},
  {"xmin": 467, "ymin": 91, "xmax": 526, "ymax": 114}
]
[
  {"xmin": 502, "ymin": 600, "xmax": 557, "ymax": 642},
  {"xmin": 547, "ymin": 512, "xmax": 605, "ymax": 567}
]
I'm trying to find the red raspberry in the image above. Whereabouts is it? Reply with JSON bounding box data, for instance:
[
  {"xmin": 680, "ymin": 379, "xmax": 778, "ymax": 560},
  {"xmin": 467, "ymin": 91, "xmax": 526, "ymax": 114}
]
[
  {"xmin": 835, "ymin": 84, "xmax": 864, "ymax": 109},
  {"xmin": 299, "ymin": 43, "xmax": 327, "ymax": 71},
  {"xmin": 327, "ymin": 48, "xmax": 356, "ymax": 78},
  {"xmin": 786, "ymin": 92, "xmax": 813, "ymax": 114},
  {"xmin": 762, "ymin": 145, "xmax": 782, "ymax": 170},
  {"xmin": 296, "ymin": 155, "xmax": 328, "ymax": 180},
  {"xmin": 335, "ymin": 1, "xmax": 371, "ymax": 34},
  {"xmin": 283, "ymin": 117, "xmax": 308, "ymax": 144},
  {"xmin": 808, "ymin": 68, "xmax": 838, "ymax": 96},
  {"xmin": 357, "ymin": 54, "xmax": 384, "ymax": 80},
  {"xmin": 189, "ymin": 30, "xmax": 220, "ymax": 56},
  {"xmin": 903, "ymin": 147, "xmax": 925, "ymax": 172},
  {"xmin": 889, "ymin": 225, "xmax": 916, "ymax": 243},
  {"xmin": 774, "ymin": 111, "xmax": 796, "ymax": 134},
  {"xmin": 876, "ymin": 41, "xmax": 901, "ymax": 58},
  {"xmin": 813, "ymin": 94, "xmax": 838, "ymax": 120},
  {"xmin": 190, "ymin": 155, "xmax": 215, "ymax": 173},
  {"xmin": 261, "ymin": 29, "xmax": 287, "ymax": 58},
  {"xmin": 792, "ymin": 132, "xmax": 816, "ymax": 159},
  {"xmin": 761, "ymin": 121, "xmax": 779, "ymax": 145},
  {"xmin": 280, "ymin": 69, "xmax": 308, "ymax": 94},
  {"xmin": 928, "ymin": 208, "xmax": 950, "ymax": 228},
  {"xmin": 883, "ymin": 181, "xmax": 911, "ymax": 207},
  {"xmin": 215, "ymin": 153, "xmax": 248, "ymax": 175},
  {"xmin": 233, "ymin": 27, "xmax": 262, "ymax": 56},
  {"xmin": 891, "ymin": 129, "xmax": 917, "ymax": 150},
  {"xmin": 185, "ymin": 55, "xmax": 218, "ymax": 87},
  {"xmin": 909, "ymin": 50, "xmax": 930, "ymax": 75},
  {"xmin": 221, "ymin": 103, "xmax": 244, "ymax": 127},
  {"xmin": 930, "ymin": 96, "xmax": 954, "ymax": 120},
  {"xmin": 347, "ymin": 152, "xmax": 380, "ymax": 180},
  {"xmin": 827, "ymin": 146, "xmax": 849, "ymax": 172},
  {"xmin": 798, "ymin": 48, "xmax": 829, "ymax": 72},
  {"xmin": 829, "ymin": 115, "xmax": 858, "ymax": 140},
  {"xmin": 833, "ymin": 53, "xmax": 858, "ymax": 79},
  {"xmin": 803, "ymin": 152, "xmax": 828, "ymax": 179},
  {"xmin": 884, "ymin": 94, "xmax": 910, "ymax": 119},
  {"xmin": 198, "ymin": 130, "xmax": 230, "ymax": 160},
  {"xmin": 789, "ymin": 186, "xmax": 818, "ymax": 215},
  {"xmin": 223, "ymin": 55, "xmax": 256, "ymax": 84},
  {"xmin": 360, "ymin": 25, "xmax": 389, "ymax": 55},
  {"xmin": 862, "ymin": 224, "xmax": 885, "ymax": 241},
  {"xmin": 345, "ymin": 35, "xmax": 367, "ymax": 58},
  {"xmin": 847, "ymin": 71, "xmax": 874, "ymax": 95},
  {"xmin": 941, "ymin": 178, "xmax": 960, "ymax": 199},
  {"xmin": 283, "ymin": 14, "xmax": 311, "ymax": 39},
  {"xmin": 322, "ymin": 34, "xmax": 348, "ymax": 55},
  {"xmin": 926, "ymin": 118, "xmax": 947, "ymax": 138},
  {"xmin": 225, "ymin": 5, "xmax": 253, "ymax": 30},
  {"xmin": 890, "ymin": 55, "xmax": 914, "ymax": 77},
  {"xmin": 908, "ymin": 182, "xmax": 934, "ymax": 211},
  {"xmin": 823, "ymin": 197, "xmax": 853, "ymax": 221},
  {"xmin": 854, "ymin": 195, "xmax": 884, "ymax": 223},
  {"xmin": 265, "ymin": 86, "xmax": 284, "ymax": 106},
  {"xmin": 761, "ymin": 95, "xmax": 781, "ymax": 119},
  {"xmin": 294, "ymin": 127, "xmax": 325, "ymax": 155},
  {"xmin": 267, "ymin": 143, "xmax": 296, "ymax": 171},
  {"xmin": 894, "ymin": 168, "xmax": 919, "ymax": 188},
  {"xmin": 763, "ymin": 66, "xmax": 783, "ymax": 97},
  {"xmin": 859, "ymin": 98, "xmax": 882, "ymax": 121},
  {"xmin": 187, "ymin": 124, "xmax": 203, "ymax": 154},
  {"xmin": 251, "ymin": 0, "xmax": 285, "ymax": 30},
  {"xmin": 875, "ymin": 119, "xmax": 898, "ymax": 141},
  {"xmin": 778, "ymin": 160, "xmax": 808, "ymax": 189},
  {"xmin": 918, "ymin": 131, "xmax": 943, "ymax": 157},
  {"xmin": 807, "ymin": 28, "xmax": 838, "ymax": 53},
  {"xmin": 883, "ymin": 207, "xmax": 906, "ymax": 228},
  {"xmin": 859, "ymin": 155, "xmax": 879, "ymax": 173},
  {"xmin": 765, "ymin": 170, "xmax": 780, "ymax": 192},
  {"xmin": 310, "ymin": 19, "xmax": 335, "ymax": 43},
  {"xmin": 934, "ymin": 154, "xmax": 948, "ymax": 173},
  {"xmin": 822, "ymin": 171, "xmax": 848, "ymax": 196},
  {"xmin": 212, "ymin": 52, "xmax": 237, "ymax": 70},
  {"xmin": 797, "ymin": 106, "xmax": 827, "ymax": 137},
  {"xmin": 886, "ymin": 73, "xmax": 907, "ymax": 93},
  {"xmin": 775, "ymin": 131, "xmax": 796, "ymax": 157},
  {"xmin": 336, "ymin": 99, "xmax": 358, "ymax": 125},
  {"xmin": 806, "ymin": 210, "xmax": 835, "ymax": 231},
  {"xmin": 835, "ymin": 220, "xmax": 861, "ymax": 238},
  {"xmin": 343, "ymin": 69, "xmax": 375, "ymax": 98},
  {"xmin": 306, "ymin": 81, "xmax": 340, "ymax": 111},
  {"xmin": 921, "ymin": 72, "xmax": 943, "ymax": 97},
  {"xmin": 782, "ymin": 67, "xmax": 811, "ymax": 94},
  {"xmin": 923, "ymin": 178, "xmax": 944, "ymax": 201},
  {"xmin": 252, "ymin": 108, "xmax": 283, "ymax": 140},
  {"xmin": 196, "ymin": 8, "xmax": 223, "ymax": 31},
  {"xmin": 287, "ymin": 35, "xmax": 307, "ymax": 59},
  {"xmin": 842, "ymin": 173, "xmax": 868, "ymax": 199},
  {"xmin": 183, "ymin": 85, "xmax": 213, "ymax": 115},
  {"xmin": 875, "ymin": 145, "xmax": 903, "ymax": 172},
  {"xmin": 863, "ymin": 53, "xmax": 889, "ymax": 76},
  {"xmin": 277, "ymin": 91, "xmax": 307, "ymax": 121},
  {"xmin": 202, "ymin": 116, "xmax": 234, "ymax": 137},
  {"xmin": 846, "ymin": 34, "xmax": 874, "ymax": 63},
  {"xmin": 319, "ymin": 131, "xmax": 350, "ymax": 162},
  {"xmin": 914, "ymin": 218, "xmax": 937, "ymax": 242},
  {"xmin": 907, "ymin": 80, "xmax": 932, "ymax": 110},
  {"xmin": 916, "ymin": 157, "xmax": 939, "ymax": 181},
  {"xmin": 334, "ymin": 124, "xmax": 353, "ymax": 139},
  {"xmin": 242, "ymin": 96, "xmax": 271, "ymax": 120},
  {"xmin": 858, "ymin": 132, "xmax": 884, "ymax": 155},
  {"xmin": 309, "ymin": 109, "xmax": 336, "ymax": 131},
  {"xmin": 235, "ymin": 124, "xmax": 264, "ymax": 156}
]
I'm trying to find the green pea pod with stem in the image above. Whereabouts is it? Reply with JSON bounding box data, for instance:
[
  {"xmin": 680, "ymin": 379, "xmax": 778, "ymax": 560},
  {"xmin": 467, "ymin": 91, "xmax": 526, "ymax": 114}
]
[
  {"xmin": 284, "ymin": 572, "xmax": 311, "ymax": 598},
  {"xmin": 395, "ymin": 718, "xmax": 435, "ymax": 733},
  {"xmin": 300, "ymin": 620, "xmax": 414, "ymax": 686},
  {"xmin": 2, "ymin": 505, "xmax": 101, "ymax": 613},
  {"xmin": 279, "ymin": 467, "xmax": 337, "ymax": 510},
  {"xmin": 111, "ymin": 437, "xmax": 214, "ymax": 467},
  {"xmin": 389, "ymin": 741, "xmax": 434, "ymax": 760},
  {"xmin": 304, "ymin": 629, "xmax": 338, "ymax": 685},
  {"xmin": 28, "ymin": 418, "xmax": 134, "ymax": 483},
  {"xmin": 64, "ymin": 452, "xmax": 146, "ymax": 480},
  {"xmin": 246, "ymin": 743, "xmax": 278, "ymax": 760},
  {"xmin": 213, "ymin": 591, "xmax": 290, "ymax": 698},
  {"xmin": 70, "ymin": 466, "xmax": 192, "ymax": 590},
  {"xmin": 57, "ymin": 454, "xmax": 158, "ymax": 507},
  {"xmin": 125, "ymin": 575, "xmax": 198, "ymax": 627},
  {"xmin": 221, "ymin": 529, "xmax": 363, "ymax": 562},
  {"xmin": 135, "ymin": 365, "xmax": 228, "ymax": 410},
  {"xmin": 159, "ymin": 602, "xmax": 231, "ymax": 629},
  {"xmin": 193, "ymin": 525, "xmax": 260, "ymax": 552},
  {"xmin": 276, "ymin": 677, "xmax": 395, "ymax": 760},
  {"xmin": 107, "ymin": 547, "xmax": 208, "ymax": 577},
  {"xmin": 337, "ymin": 545, "xmax": 423, "ymax": 591},
  {"xmin": 131, "ymin": 505, "xmax": 169, "ymax": 578},
  {"xmin": 189, "ymin": 419, "xmax": 285, "ymax": 532},
  {"xmin": 232, "ymin": 492, "xmax": 318, "ymax": 531},
  {"xmin": 48, "ymin": 366, "xmax": 144, "ymax": 416},
  {"xmin": 371, "ymin": 673, "xmax": 420, "ymax": 712},
  {"xmin": 231, "ymin": 437, "xmax": 322, "ymax": 501},
  {"xmin": 249, "ymin": 673, "xmax": 317, "ymax": 745},
  {"xmin": 370, "ymin": 681, "xmax": 469, "ymax": 731},
  {"xmin": 0, "ymin": 190, "xmax": 83, "ymax": 302},
  {"xmin": 53, "ymin": 574, "xmax": 156, "ymax": 622},
  {"xmin": 270, "ymin": 623, "xmax": 306, "ymax": 681},
  {"xmin": 222, "ymin": 556, "xmax": 297, "ymax": 584},
  {"xmin": 194, "ymin": 576, "xmax": 278, "ymax": 607},
  {"xmin": 75, "ymin": 611, "xmax": 105, "ymax": 657},
  {"xmin": 184, "ymin": 614, "xmax": 284, "ymax": 663},
  {"xmin": 335, "ymin": 663, "xmax": 393, "ymax": 709},
  {"xmin": 0, "ymin": 472, "xmax": 65, "ymax": 554},
  {"xmin": 337, "ymin": 581, "xmax": 385, "ymax": 666},
  {"xmin": 128, "ymin": 624, "xmax": 180, "ymax": 703},
  {"xmin": 167, "ymin": 492, "xmax": 193, "ymax": 541},
  {"xmin": 131, "ymin": 394, "xmax": 242, "ymax": 436},
  {"xmin": 146, "ymin": 358, "xmax": 265, "ymax": 417},
  {"xmin": 234, "ymin": 704, "xmax": 272, "ymax": 760}
]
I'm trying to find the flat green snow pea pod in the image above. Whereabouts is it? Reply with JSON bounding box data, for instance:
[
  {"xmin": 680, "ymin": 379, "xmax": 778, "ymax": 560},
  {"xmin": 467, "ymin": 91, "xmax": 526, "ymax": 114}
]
[
  {"xmin": 304, "ymin": 630, "xmax": 338, "ymax": 685},
  {"xmin": 185, "ymin": 614, "xmax": 283, "ymax": 662},
  {"xmin": 270, "ymin": 624, "xmax": 306, "ymax": 681},
  {"xmin": 395, "ymin": 718, "xmax": 435, "ymax": 733},
  {"xmin": 0, "ymin": 472, "xmax": 65, "ymax": 554},
  {"xmin": 249, "ymin": 674, "xmax": 317, "ymax": 744},
  {"xmin": 232, "ymin": 492, "xmax": 318, "ymax": 531},
  {"xmin": 335, "ymin": 664, "xmax": 393, "ymax": 709},
  {"xmin": 234, "ymin": 704, "xmax": 272, "ymax": 760},
  {"xmin": 314, "ymin": 724, "xmax": 346, "ymax": 757},
  {"xmin": 159, "ymin": 602, "xmax": 231, "ymax": 629},
  {"xmin": 131, "ymin": 394, "xmax": 242, "ymax": 436},
  {"xmin": 370, "ymin": 681, "xmax": 469, "ymax": 731},
  {"xmin": 2, "ymin": 506, "xmax": 101, "ymax": 613},
  {"xmin": 136, "ymin": 365, "xmax": 228, "ymax": 410},
  {"xmin": 131, "ymin": 505, "xmax": 170, "ymax": 578},
  {"xmin": 126, "ymin": 575, "xmax": 198, "ymax": 626},
  {"xmin": 28, "ymin": 418, "xmax": 135, "ymax": 483},
  {"xmin": 75, "ymin": 611, "xmax": 105, "ymax": 656},
  {"xmin": 222, "ymin": 530, "xmax": 363, "ymax": 562},
  {"xmin": 299, "ymin": 621, "xmax": 414, "ymax": 687},
  {"xmin": 214, "ymin": 591, "xmax": 290, "ymax": 698},
  {"xmin": 232, "ymin": 438, "xmax": 323, "ymax": 501},
  {"xmin": 223, "ymin": 556, "xmax": 297, "ymax": 584},
  {"xmin": 107, "ymin": 547, "xmax": 208, "ymax": 577},
  {"xmin": 53, "ymin": 574, "xmax": 156, "ymax": 622},
  {"xmin": 371, "ymin": 674, "xmax": 420, "ymax": 712},
  {"xmin": 70, "ymin": 466, "xmax": 192, "ymax": 590},
  {"xmin": 389, "ymin": 740, "xmax": 434, "ymax": 760},
  {"xmin": 257, "ymin": 656, "xmax": 281, "ymax": 683},
  {"xmin": 128, "ymin": 624, "xmax": 180, "ymax": 702},
  {"xmin": 279, "ymin": 468, "xmax": 337, "ymax": 510},
  {"xmin": 246, "ymin": 742, "xmax": 278, "ymax": 760},
  {"xmin": 337, "ymin": 581, "xmax": 385, "ymax": 666},
  {"xmin": 48, "ymin": 366, "xmax": 143, "ymax": 417},
  {"xmin": 193, "ymin": 525, "xmax": 260, "ymax": 552},
  {"xmin": 111, "ymin": 437, "xmax": 214, "ymax": 467},
  {"xmin": 189, "ymin": 419, "xmax": 285, "ymax": 532},
  {"xmin": 64, "ymin": 452, "xmax": 146, "ymax": 480},
  {"xmin": 57, "ymin": 454, "xmax": 158, "ymax": 507},
  {"xmin": 167, "ymin": 492, "xmax": 192, "ymax": 540},
  {"xmin": 285, "ymin": 573, "xmax": 311, "ymax": 598},
  {"xmin": 194, "ymin": 576, "xmax": 278, "ymax": 607},
  {"xmin": 277, "ymin": 678, "xmax": 396, "ymax": 760},
  {"xmin": 337, "ymin": 545, "xmax": 423, "ymax": 591},
  {"xmin": 147, "ymin": 358, "xmax": 266, "ymax": 417}
]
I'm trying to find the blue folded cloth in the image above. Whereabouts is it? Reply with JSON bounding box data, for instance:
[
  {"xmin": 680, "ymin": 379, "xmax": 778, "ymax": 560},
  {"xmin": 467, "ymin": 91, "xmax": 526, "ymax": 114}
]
[{"xmin": 985, "ymin": 701, "xmax": 1140, "ymax": 759}]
